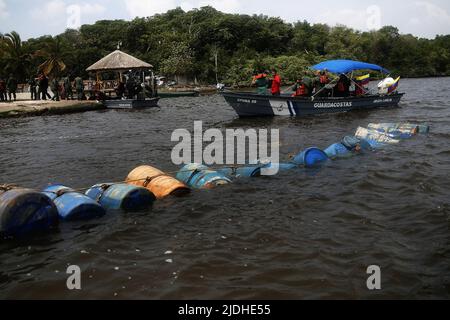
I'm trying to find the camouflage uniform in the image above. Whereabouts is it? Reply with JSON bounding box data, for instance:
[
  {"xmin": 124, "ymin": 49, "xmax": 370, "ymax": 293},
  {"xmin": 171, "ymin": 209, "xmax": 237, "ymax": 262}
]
[
  {"xmin": 7, "ymin": 76, "xmax": 18, "ymax": 101},
  {"xmin": 75, "ymin": 77, "xmax": 84, "ymax": 100}
]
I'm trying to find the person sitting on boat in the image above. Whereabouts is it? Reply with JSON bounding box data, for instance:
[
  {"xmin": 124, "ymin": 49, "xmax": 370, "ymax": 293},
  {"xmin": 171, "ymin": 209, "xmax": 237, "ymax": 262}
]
[
  {"xmin": 292, "ymin": 79, "xmax": 309, "ymax": 97},
  {"xmin": 335, "ymin": 74, "xmax": 351, "ymax": 97},
  {"xmin": 314, "ymin": 69, "xmax": 331, "ymax": 97},
  {"xmin": 252, "ymin": 71, "xmax": 268, "ymax": 95},
  {"xmin": 270, "ymin": 69, "xmax": 281, "ymax": 96},
  {"xmin": 126, "ymin": 76, "xmax": 137, "ymax": 99},
  {"xmin": 319, "ymin": 70, "xmax": 330, "ymax": 85}
]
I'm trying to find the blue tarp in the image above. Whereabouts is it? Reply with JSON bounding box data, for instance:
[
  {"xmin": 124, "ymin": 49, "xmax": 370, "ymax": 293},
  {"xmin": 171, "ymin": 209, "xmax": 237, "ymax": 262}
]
[{"xmin": 311, "ymin": 60, "xmax": 390, "ymax": 74}]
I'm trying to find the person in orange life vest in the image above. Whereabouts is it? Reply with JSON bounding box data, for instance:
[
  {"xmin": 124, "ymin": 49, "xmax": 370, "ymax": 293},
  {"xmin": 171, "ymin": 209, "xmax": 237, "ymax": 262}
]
[
  {"xmin": 292, "ymin": 79, "xmax": 309, "ymax": 97},
  {"xmin": 315, "ymin": 69, "xmax": 330, "ymax": 97},
  {"xmin": 270, "ymin": 69, "xmax": 281, "ymax": 96},
  {"xmin": 319, "ymin": 69, "xmax": 330, "ymax": 85},
  {"xmin": 252, "ymin": 71, "xmax": 268, "ymax": 95},
  {"xmin": 335, "ymin": 74, "xmax": 351, "ymax": 97}
]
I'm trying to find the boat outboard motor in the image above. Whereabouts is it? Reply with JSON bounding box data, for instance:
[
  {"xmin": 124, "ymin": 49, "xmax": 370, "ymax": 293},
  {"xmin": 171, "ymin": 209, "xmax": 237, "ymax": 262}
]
[{"xmin": 292, "ymin": 147, "xmax": 329, "ymax": 167}]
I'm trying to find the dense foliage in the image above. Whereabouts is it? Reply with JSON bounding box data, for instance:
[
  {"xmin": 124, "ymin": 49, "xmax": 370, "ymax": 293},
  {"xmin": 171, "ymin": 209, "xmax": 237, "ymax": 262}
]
[{"xmin": 1, "ymin": 6, "xmax": 449, "ymax": 85}]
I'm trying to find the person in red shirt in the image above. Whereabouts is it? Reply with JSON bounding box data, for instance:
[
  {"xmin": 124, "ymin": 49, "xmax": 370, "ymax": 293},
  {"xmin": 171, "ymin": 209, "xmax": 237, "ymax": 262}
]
[{"xmin": 271, "ymin": 69, "xmax": 281, "ymax": 96}]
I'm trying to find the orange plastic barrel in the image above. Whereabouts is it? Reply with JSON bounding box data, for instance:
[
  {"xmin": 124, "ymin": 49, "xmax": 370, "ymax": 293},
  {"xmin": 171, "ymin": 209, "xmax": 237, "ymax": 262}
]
[{"xmin": 126, "ymin": 166, "xmax": 190, "ymax": 199}]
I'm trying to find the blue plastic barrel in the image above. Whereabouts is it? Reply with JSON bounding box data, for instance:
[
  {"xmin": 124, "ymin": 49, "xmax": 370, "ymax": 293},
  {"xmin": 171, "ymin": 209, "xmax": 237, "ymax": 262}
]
[
  {"xmin": 43, "ymin": 185, "xmax": 106, "ymax": 221},
  {"xmin": 292, "ymin": 147, "xmax": 329, "ymax": 167},
  {"xmin": 325, "ymin": 136, "xmax": 372, "ymax": 159},
  {"xmin": 373, "ymin": 129, "xmax": 415, "ymax": 140},
  {"xmin": 85, "ymin": 183, "xmax": 156, "ymax": 211},
  {"xmin": 324, "ymin": 143, "xmax": 351, "ymax": 159},
  {"xmin": 218, "ymin": 165, "xmax": 264, "ymax": 178},
  {"xmin": 262, "ymin": 163, "xmax": 297, "ymax": 172},
  {"xmin": 368, "ymin": 123, "xmax": 430, "ymax": 135},
  {"xmin": 176, "ymin": 164, "xmax": 232, "ymax": 189},
  {"xmin": 0, "ymin": 188, "xmax": 59, "ymax": 237},
  {"xmin": 363, "ymin": 139, "xmax": 385, "ymax": 149}
]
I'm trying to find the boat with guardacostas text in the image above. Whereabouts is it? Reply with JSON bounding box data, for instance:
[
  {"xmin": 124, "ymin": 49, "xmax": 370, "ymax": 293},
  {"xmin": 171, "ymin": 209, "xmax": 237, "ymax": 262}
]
[{"xmin": 222, "ymin": 59, "xmax": 404, "ymax": 117}]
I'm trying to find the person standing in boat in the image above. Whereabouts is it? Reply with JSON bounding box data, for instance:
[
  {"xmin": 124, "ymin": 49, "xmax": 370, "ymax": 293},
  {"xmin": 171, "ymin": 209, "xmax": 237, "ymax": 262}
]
[
  {"xmin": 126, "ymin": 75, "xmax": 137, "ymax": 99},
  {"xmin": 270, "ymin": 69, "xmax": 281, "ymax": 96},
  {"xmin": 252, "ymin": 71, "xmax": 268, "ymax": 95}
]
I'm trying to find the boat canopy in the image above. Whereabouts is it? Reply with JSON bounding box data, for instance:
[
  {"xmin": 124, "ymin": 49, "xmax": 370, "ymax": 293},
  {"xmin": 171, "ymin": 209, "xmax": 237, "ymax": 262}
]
[{"xmin": 311, "ymin": 60, "xmax": 390, "ymax": 74}]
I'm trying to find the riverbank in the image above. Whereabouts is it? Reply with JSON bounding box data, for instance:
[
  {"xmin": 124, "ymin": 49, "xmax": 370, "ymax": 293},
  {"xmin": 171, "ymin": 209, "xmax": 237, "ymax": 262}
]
[{"xmin": 0, "ymin": 99, "xmax": 105, "ymax": 119}]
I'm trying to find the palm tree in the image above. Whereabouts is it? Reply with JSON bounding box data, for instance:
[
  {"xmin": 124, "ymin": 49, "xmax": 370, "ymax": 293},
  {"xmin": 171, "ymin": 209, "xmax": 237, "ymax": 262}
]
[
  {"xmin": 1, "ymin": 31, "xmax": 31, "ymax": 80},
  {"xmin": 35, "ymin": 36, "xmax": 67, "ymax": 78}
]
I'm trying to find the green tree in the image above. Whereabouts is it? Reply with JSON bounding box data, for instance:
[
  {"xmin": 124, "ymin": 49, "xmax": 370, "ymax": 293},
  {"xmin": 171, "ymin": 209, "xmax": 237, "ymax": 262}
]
[
  {"xmin": 0, "ymin": 31, "xmax": 31, "ymax": 80},
  {"xmin": 34, "ymin": 36, "xmax": 68, "ymax": 78},
  {"xmin": 159, "ymin": 42, "xmax": 194, "ymax": 82}
]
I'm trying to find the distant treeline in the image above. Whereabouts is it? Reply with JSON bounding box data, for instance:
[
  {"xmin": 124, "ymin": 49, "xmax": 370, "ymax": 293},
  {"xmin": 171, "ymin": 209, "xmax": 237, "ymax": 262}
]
[{"xmin": 1, "ymin": 6, "xmax": 449, "ymax": 85}]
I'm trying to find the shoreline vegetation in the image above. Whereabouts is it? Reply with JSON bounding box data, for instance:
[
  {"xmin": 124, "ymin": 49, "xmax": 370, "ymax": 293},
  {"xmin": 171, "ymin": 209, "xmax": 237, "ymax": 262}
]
[{"xmin": 0, "ymin": 6, "xmax": 449, "ymax": 88}]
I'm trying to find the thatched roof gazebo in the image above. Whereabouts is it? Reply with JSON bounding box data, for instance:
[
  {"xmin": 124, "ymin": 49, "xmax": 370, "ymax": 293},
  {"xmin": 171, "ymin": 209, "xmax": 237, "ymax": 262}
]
[
  {"xmin": 86, "ymin": 50, "xmax": 154, "ymax": 94},
  {"xmin": 86, "ymin": 50, "xmax": 153, "ymax": 72}
]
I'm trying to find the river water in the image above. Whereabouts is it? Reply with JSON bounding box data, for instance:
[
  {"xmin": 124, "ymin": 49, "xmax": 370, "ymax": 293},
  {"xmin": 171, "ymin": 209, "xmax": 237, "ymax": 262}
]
[{"xmin": 0, "ymin": 78, "xmax": 449, "ymax": 299}]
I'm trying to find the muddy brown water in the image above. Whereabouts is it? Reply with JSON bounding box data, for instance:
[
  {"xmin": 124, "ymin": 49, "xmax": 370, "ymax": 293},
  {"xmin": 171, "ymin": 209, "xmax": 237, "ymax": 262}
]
[{"xmin": 0, "ymin": 78, "xmax": 449, "ymax": 299}]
